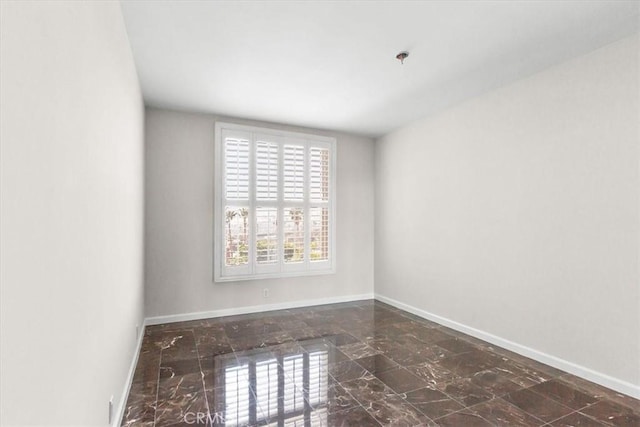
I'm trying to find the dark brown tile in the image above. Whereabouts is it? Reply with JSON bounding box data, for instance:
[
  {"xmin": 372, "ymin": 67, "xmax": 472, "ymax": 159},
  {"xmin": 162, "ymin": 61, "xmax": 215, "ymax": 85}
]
[
  {"xmin": 122, "ymin": 300, "xmax": 640, "ymax": 427},
  {"xmin": 158, "ymin": 372, "xmax": 205, "ymax": 398},
  {"xmin": 326, "ymin": 381, "xmax": 361, "ymax": 411},
  {"xmin": 372, "ymin": 322, "xmax": 414, "ymax": 338},
  {"xmin": 436, "ymin": 411, "xmax": 494, "ymax": 426},
  {"xmin": 154, "ymin": 391, "xmax": 208, "ymax": 426},
  {"xmin": 228, "ymin": 330, "xmax": 292, "ymax": 351},
  {"xmin": 550, "ymin": 412, "xmax": 607, "ymax": 426},
  {"xmin": 403, "ymin": 386, "xmax": 465, "ymax": 419},
  {"xmin": 531, "ymin": 379, "xmax": 599, "ymax": 410},
  {"xmin": 329, "ymin": 359, "xmax": 370, "ymax": 383},
  {"xmin": 396, "ymin": 321, "xmax": 447, "ymax": 337},
  {"xmin": 195, "ymin": 340, "xmax": 233, "ymax": 358},
  {"xmin": 384, "ymin": 338, "xmax": 450, "ymax": 366},
  {"xmin": 405, "ymin": 361, "xmax": 458, "ymax": 389},
  {"xmin": 354, "ymin": 354, "xmax": 398, "ymax": 375},
  {"xmin": 367, "ymin": 336, "xmax": 398, "ymax": 354},
  {"xmin": 266, "ymin": 340, "xmax": 307, "ymax": 358},
  {"xmin": 223, "ymin": 321, "xmax": 282, "ymax": 339},
  {"xmin": 324, "ymin": 332, "xmax": 359, "ymax": 346},
  {"xmin": 580, "ymin": 400, "xmax": 640, "ymax": 426},
  {"xmin": 440, "ymin": 377, "xmax": 495, "ymax": 406},
  {"xmin": 338, "ymin": 342, "xmax": 381, "ymax": 360},
  {"xmin": 373, "ymin": 367, "xmax": 428, "ymax": 393},
  {"xmin": 159, "ymin": 359, "xmax": 202, "ymax": 379},
  {"xmin": 504, "ymin": 388, "xmax": 574, "ymax": 423},
  {"xmin": 132, "ymin": 355, "xmax": 161, "ymax": 384},
  {"xmin": 159, "ymin": 331, "xmax": 199, "ymax": 362},
  {"xmin": 277, "ymin": 318, "xmax": 309, "ymax": 331},
  {"xmin": 341, "ymin": 375, "xmax": 395, "ymax": 404},
  {"xmin": 468, "ymin": 368, "xmax": 524, "ymax": 396},
  {"xmin": 437, "ymin": 338, "xmax": 478, "ymax": 355},
  {"xmin": 304, "ymin": 316, "xmax": 336, "ymax": 328},
  {"xmin": 439, "ymin": 349, "xmax": 506, "ymax": 377},
  {"xmin": 557, "ymin": 375, "xmax": 640, "ymax": 413},
  {"xmin": 121, "ymin": 380, "xmax": 157, "ymax": 427},
  {"xmin": 326, "ymin": 405, "xmax": 382, "ymax": 426},
  {"xmin": 502, "ymin": 357, "xmax": 567, "ymax": 381},
  {"xmin": 403, "ymin": 325, "xmax": 453, "ymax": 345},
  {"xmin": 471, "ymin": 397, "xmax": 545, "ymax": 426},
  {"xmin": 286, "ymin": 327, "xmax": 323, "ymax": 341},
  {"xmin": 366, "ymin": 393, "xmax": 435, "ymax": 426},
  {"xmin": 499, "ymin": 360, "xmax": 556, "ymax": 388},
  {"xmin": 192, "ymin": 325, "xmax": 227, "ymax": 341}
]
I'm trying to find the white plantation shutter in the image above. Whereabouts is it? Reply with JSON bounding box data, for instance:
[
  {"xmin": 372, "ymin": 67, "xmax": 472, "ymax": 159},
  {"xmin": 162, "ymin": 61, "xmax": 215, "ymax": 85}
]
[
  {"xmin": 309, "ymin": 147, "xmax": 329, "ymax": 202},
  {"xmin": 284, "ymin": 145, "xmax": 305, "ymax": 201},
  {"xmin": 225, "ymin": 138, "xmax": 250, "ymax": 200},
  {"xmin": 256, "ymin": 141, "xmax": 278, "ymax": 201},
  {"xmin": 215, "ymin": 123, "xmax": 335, "ymax": 281}
]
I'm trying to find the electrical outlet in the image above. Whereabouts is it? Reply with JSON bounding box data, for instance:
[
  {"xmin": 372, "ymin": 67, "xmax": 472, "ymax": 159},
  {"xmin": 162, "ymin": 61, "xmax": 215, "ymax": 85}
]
[
  {"xmin": 263, "ymin": 288, "xmax": 269, "ymax": 298},
  {"xmin": 108, "ymin": 395, "xmax": 114, "ymax": 424}
]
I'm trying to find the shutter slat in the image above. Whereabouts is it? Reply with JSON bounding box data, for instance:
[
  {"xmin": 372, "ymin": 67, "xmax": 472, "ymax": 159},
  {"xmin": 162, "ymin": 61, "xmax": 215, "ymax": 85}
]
[
  {"xmin": 283, "ymin": 145, "xmax": 304, "ymax": 201},
  {"xmin": 225, "ymin": 137, "xmax": 250, "ymax": 200}
]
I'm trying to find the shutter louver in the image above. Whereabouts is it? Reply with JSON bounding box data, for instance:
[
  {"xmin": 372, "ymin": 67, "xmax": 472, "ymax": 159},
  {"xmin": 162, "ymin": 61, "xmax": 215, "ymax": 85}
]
[
  {"xmin": 310, "ymin": 147, "xmax": 329, "ymax": 202},
  {"xmin": 225, "ymin": 138, "xmax": 249, "ymax": 200},
  {"xmin": 284, "ymin": 145, "xmax": 304, "ymax": 201},
  {"xmin": 256, "ymin": 141, "xmax": 278, "ymax": 201}
]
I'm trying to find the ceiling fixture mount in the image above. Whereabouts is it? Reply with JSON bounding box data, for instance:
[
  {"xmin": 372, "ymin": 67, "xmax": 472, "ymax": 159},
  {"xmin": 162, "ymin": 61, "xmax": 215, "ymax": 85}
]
[{"xmin": 396, "ymin": 51, "xmax": 409, "ymax": 64}]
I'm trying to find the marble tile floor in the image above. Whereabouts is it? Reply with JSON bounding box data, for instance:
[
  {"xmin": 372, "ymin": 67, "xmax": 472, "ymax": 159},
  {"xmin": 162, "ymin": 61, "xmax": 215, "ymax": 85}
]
[{"xmin": 121, "ymin": 300, "xmax": 639, "ymax": 427}]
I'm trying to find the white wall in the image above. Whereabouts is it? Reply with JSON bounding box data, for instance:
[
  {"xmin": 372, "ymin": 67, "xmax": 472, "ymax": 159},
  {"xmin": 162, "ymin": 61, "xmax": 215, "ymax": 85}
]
[
  {"xmin": 376, "ymin": 35, "xmax": 639, "ymax": 391},
  {"xmin": 0, "ymin": 2, "xmax": 144, "ymax": 425},
  {"xmin": 144, "ymin": 109, "xmax": 375, "ymax": 318}
]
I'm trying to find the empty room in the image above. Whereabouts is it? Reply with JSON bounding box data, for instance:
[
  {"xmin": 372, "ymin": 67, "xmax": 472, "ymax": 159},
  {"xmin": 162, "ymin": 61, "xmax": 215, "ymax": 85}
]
[{"xmin": 1, "ymin": 1, "xmax": 639, "ymax": 426}]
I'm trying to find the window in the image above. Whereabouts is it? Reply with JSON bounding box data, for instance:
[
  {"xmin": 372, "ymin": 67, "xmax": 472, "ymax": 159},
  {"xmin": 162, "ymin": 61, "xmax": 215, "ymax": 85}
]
[{"xmin": 214, "ymin": 122, "xmax": 336, "ymax": 282}]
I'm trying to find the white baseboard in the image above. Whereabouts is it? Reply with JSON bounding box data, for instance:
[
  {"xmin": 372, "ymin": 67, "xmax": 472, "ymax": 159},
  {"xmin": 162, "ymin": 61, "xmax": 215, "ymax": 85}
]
[
  {"xmin": 145, "ymin": 293, "xmax": 374, "ymax": 326},
  {"xmin": 114, "ymin": 320, "xmax": 146, "ymax": 427},
  {"xmin": 375, "ymin": 293, "xmax": 640, "ymax": 400}
]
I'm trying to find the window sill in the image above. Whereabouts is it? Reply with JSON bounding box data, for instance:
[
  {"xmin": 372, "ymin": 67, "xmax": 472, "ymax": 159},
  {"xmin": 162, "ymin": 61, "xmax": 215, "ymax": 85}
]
[{"xmin": 214, "ymin": 267, "xmax": 336, "ymax": 283}]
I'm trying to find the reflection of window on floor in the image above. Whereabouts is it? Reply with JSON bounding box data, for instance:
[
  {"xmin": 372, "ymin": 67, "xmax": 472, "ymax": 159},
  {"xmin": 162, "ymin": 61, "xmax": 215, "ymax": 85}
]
[{"xmin": 223, "ymin": 350, "xmax": 328, "ymax": 426}]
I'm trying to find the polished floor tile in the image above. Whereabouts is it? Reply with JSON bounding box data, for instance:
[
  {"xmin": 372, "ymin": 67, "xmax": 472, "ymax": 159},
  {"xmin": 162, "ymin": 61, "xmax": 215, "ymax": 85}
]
[{"xmin": 121, "ymin": 300, "xmax": 640, "ymax": 426}]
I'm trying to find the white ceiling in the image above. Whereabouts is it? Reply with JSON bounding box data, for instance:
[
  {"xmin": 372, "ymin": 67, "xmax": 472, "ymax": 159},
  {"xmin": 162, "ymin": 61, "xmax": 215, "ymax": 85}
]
[{"xmin": 120, "ymin": 1, "xmax": 639, "ymax": 137}]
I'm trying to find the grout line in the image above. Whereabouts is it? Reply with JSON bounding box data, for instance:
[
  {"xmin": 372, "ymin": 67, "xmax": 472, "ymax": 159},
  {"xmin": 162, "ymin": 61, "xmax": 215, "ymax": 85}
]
[
  {"xmin": 152, "ymin": 346, "xmax": 162, "ymax": 427},
  {"xmin": 192, "ymin": 329, "xmax": 212, "ymax": 419}
]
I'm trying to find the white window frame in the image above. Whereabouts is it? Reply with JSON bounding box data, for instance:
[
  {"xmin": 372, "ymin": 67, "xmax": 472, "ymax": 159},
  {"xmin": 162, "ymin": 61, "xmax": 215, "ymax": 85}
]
[{"xmin": 214, "ymin": 122, "xmax": 336, "ymax": 282}]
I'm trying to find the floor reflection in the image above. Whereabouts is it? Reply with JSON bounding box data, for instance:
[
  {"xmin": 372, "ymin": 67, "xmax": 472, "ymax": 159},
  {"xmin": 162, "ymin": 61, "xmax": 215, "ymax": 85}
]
[
  {"xmin": 217, "ymin": 339, "xmax": 329, "ymax": 426},
  {"xmin": 122, "ymin": 300, "xmax": 640, "ymax": 427}
]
